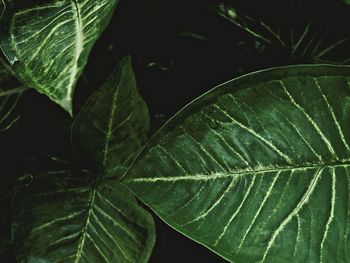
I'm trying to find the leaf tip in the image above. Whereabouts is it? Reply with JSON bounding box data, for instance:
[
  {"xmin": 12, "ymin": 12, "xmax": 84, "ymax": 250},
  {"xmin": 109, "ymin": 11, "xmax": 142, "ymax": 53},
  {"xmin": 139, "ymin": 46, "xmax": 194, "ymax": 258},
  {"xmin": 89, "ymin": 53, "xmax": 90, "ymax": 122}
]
[{"xmin": 58, "ymin": 97, "xmax": 73, "ymax": 117}]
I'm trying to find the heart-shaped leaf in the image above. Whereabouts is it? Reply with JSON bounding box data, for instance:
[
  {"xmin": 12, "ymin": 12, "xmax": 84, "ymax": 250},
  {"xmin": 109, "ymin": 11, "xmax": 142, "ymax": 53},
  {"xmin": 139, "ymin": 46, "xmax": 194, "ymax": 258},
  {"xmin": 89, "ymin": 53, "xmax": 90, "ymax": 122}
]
[
  {"xmin": 124, "ymin": 65, "xmax": 350, "ymax": 262},
  {"xmin": 0, "ymin": 0, "xmax": 118, "ymax": 114}
]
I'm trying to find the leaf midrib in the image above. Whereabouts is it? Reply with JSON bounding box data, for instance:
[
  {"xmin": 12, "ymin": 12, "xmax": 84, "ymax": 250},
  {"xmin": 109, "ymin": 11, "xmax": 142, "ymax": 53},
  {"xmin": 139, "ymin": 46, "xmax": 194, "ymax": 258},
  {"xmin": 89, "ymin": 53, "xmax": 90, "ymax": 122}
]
[
  {"xmin": 102, "ymin": 73, "xmax": 121, "ymax": 167},
  {"xmin": 127, "ymin": 159, "xmax": 350, "ymax": 182},
  {"xmin": 74, "ymin": 182, "xmax": 97, "ymax": 263},
  {"xmin": 66, "ymin": 0, "xmax": 84, "ymax": 112}
]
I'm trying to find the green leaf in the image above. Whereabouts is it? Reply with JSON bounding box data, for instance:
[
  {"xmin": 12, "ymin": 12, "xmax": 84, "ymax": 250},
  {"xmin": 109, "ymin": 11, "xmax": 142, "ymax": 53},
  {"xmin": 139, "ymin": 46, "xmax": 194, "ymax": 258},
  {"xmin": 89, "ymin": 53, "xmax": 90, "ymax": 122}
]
[
  {"xmin": 0, "ymin": 0, "xmax": 119, "ymax": 114},
  {"xmin": 0, "ymin": 57, "xmax": 25, "ymax": 132},
  {"xmin": 72, "ymin": 56, "xmax": 150, "ymax": 177},
  {"xmin": 123, "ymin": 65, "xmax": 350, "ymax": 262},
  {"xmin": 11, "ymin": 55, "xmax": 155, "ymax": 262},
  {"xmin": 12, "ymin": 171, "xmax": 155, "ymax": 262}
]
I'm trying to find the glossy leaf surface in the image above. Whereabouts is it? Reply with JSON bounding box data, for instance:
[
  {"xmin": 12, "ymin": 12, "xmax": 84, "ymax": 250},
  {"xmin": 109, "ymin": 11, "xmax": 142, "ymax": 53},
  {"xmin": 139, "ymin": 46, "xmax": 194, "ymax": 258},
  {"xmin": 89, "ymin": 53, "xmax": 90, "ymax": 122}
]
[{"xmin": 124, "ymin": 65, "xmax": 350, "ymax": 262}]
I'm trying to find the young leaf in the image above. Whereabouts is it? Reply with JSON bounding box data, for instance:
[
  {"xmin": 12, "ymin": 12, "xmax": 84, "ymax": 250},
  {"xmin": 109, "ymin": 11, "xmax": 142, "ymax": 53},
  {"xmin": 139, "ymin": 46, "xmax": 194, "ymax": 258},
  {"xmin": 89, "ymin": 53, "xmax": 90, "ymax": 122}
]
[
  {"xmin": 72, "ymin": 56, "xmax": 150, "ymax": 177},
  {"xmin": 123, "ymin": 65, "xmax": 350, "ymax": 262},
  {"xmin": 0, "ymin": 0, "xmax": 119, "ymax": 114},
  {"xmin": 0, "ymin": 57, "xmax": 25, "ymax": 132},
  {"xmin": 12, "ymin": 171, "xmax": 155, "ymax": 263}
]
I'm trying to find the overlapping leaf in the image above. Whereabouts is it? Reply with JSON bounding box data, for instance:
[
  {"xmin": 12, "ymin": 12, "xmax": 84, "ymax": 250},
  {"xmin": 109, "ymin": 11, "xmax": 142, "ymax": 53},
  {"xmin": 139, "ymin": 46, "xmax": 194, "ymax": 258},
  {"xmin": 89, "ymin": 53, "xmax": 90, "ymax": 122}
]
[
  {"xmin": 0, "ymin": 0, "xmax": 119, "ymax": 113},
  {"xmin": 72, "ymin": 56, "xmax": 150, "ymax": 177},
  {"xmin": 12, "ymin": 171, "xmax": 155, "ymax": 263},
  {"xmin": 11, "ymin": 57, "xmax": 155, "ymax": 262},
  {"xmin": 124, "ymin": 65, "xmax": 350, "ymax": 262},
  {"xmin": 0, "ymin": 57, "xmax": 25, "ymax": 132}
]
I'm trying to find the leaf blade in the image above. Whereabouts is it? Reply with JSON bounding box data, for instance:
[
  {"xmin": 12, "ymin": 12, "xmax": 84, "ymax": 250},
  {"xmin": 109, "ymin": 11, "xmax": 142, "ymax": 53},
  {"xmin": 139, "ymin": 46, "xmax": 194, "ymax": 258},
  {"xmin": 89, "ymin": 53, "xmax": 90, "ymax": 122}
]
[
  {"xmin": 0, "ymin": 0, "xmax": 118, "ymax": 113},
  {"xmin": 11, "ymin": 55, "xmax": 155, "ymax": 262},
  {"xmin": 123, "ymin": 65, "xmax": 350, "ymax": 262},
  {"xmin": 11, "ymin": 171, "xmax": 156, "ymax": 263},
  {"xmin": 72, "ymin": 56, "xmax": 150, "ymax": 177}
]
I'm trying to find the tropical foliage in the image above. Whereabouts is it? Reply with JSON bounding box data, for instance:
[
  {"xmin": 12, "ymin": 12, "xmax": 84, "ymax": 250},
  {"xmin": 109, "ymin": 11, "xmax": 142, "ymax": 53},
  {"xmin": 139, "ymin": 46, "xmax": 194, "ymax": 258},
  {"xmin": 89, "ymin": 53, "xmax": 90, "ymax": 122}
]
[{"xmin": 0, "ymin": 0, "xmax": 349, "ymax": 262}]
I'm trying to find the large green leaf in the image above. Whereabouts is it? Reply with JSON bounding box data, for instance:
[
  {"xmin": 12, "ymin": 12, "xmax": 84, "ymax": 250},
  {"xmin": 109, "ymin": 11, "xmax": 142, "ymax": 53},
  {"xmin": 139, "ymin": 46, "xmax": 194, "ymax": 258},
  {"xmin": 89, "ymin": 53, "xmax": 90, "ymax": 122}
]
[
  {"xmin": 0, "ymin": 0, "xmax": 118, "ymax": 114},
  {"xmin": 0, "ymin": 57, "xmax": 25, "ymax": 132},
  {"xmin": 12, "ymin": 171, "xmax": 155, "ymax": 262},
  {"xmin": 72, "ymin": 56, "xmax": 150, "ymax": 177},
  {"xmin": 123, "ymin": 65, "xmax": 350, "ymax": 262},
  {"xmin": 11, "ymin": 57, "xmax": 155, "ymax": 262}
]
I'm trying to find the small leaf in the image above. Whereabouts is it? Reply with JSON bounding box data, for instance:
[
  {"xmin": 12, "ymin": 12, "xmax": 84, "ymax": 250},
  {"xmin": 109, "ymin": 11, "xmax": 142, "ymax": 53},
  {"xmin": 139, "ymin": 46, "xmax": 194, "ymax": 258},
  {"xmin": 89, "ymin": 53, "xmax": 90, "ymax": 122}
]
[
  {"xmin": 12, "ymin": 171, "xmax": 155, "ymax": 263},
  {"xmin": 0, "ymin": 57, "xmax": 25, "ymax": 132},
  {"xmin": 0, "ymin": 0, "xmax": 119, "ymax": 114},
  {"xmin": 72, "ymin": 56, "xmax": 150, "ymax": 178},
  {"xmin": 124, "ymin": 65, "xmax": 350, "ymax": 262}
]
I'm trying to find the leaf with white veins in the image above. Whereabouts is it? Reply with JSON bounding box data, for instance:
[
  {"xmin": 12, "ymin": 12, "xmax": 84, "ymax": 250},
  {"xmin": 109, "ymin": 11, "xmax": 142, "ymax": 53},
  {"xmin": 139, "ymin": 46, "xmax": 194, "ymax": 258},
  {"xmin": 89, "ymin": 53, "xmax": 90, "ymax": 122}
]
[
  {"xmin": 0, "ymin": 57, "xmax": 25, "ymax": 132},
  {"xmin": 123, "ymin": 65, "xmax": 350, "ymax": 262},
  {"xmin": 0, "ymin": 0, "xmax": 118, "ymax": 114},
  {"xmin": 11, "ymin": 55, "xmax": 155, "ymax": 262},
  {"xmin": 12, "ymin": 171, "xmax": 155, "ymax": 263},
  {"xmin": 72, "ymin": 56, "xmax": 150, "ymax": 177}
]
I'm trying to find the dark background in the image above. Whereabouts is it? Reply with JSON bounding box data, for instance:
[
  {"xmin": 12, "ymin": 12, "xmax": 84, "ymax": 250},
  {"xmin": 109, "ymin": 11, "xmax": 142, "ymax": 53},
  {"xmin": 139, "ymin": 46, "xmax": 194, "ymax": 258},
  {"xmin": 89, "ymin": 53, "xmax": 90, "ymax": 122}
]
[{"xmin": 1, "ymin": 0, "xmax": 350, "ymax": 262}]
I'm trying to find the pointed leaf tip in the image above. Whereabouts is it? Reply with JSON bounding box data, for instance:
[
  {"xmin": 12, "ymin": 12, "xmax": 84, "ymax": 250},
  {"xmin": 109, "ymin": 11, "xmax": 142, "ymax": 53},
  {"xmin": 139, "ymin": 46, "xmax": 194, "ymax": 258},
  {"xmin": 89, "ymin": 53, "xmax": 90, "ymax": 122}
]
[
  {"xmin": 72, "ymin": 55, "xmax": 150, "ymax": 177},
  {"xmin": 0, "ymin": 0, "xmax": 119, "ymax": 113}
]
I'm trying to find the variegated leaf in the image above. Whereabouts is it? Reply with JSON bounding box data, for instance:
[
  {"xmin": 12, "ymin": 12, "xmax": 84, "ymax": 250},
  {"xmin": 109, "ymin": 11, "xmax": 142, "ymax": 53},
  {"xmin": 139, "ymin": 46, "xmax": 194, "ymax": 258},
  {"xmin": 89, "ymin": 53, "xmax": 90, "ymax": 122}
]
[{"xmin": 0, "ymin": 0, "xmax": 118, "ymax": 114}]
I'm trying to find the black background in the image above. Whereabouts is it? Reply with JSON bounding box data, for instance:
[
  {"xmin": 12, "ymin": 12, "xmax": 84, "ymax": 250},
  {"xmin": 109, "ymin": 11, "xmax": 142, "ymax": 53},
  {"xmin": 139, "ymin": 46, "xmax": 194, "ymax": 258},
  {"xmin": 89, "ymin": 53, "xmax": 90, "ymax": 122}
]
[{"xmin": 1, "ymin": 0, "xmax": 350, "ymax": 262}]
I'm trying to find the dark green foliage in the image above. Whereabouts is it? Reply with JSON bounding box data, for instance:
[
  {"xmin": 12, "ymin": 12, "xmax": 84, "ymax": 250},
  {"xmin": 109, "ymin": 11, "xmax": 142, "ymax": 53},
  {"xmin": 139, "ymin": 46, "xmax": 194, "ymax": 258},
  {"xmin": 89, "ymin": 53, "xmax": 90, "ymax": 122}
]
[
  {"xmin": 10, "ymin": 57, "xmax": 155, "ymax": 262},
  {"xmin": 124, "ymin": 65, "xmax": 350, "ymax": 262},
  {"xmin": 1, "ymin": 0, "xmax": 350, "ymax": 262},
  {"xmin": 72, "ymin": 56, "xmax": 149, "ymax": 177}
]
